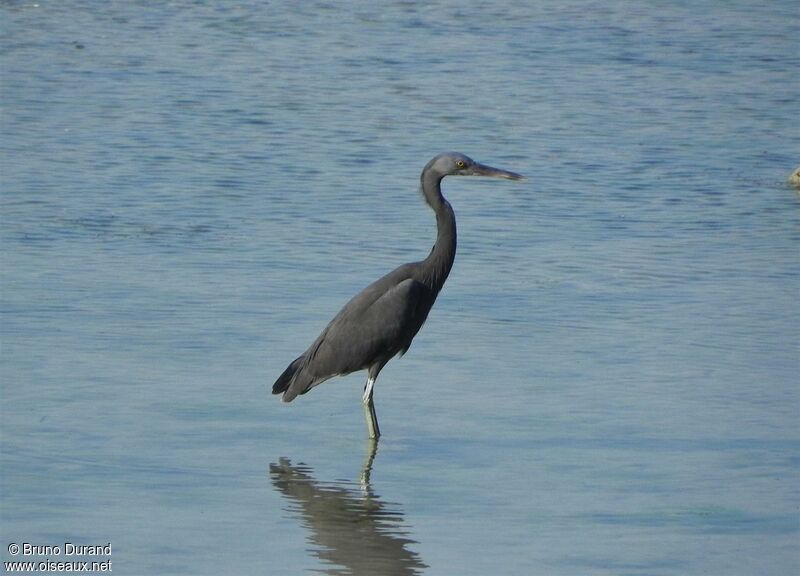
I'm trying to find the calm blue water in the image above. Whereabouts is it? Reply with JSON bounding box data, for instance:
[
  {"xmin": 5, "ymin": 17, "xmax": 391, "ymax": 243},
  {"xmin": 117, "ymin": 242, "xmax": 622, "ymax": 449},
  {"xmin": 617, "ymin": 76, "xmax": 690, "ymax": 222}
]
[{"xmin": 2, "ymin": 1, "xmax": 799, "ymax": 574}]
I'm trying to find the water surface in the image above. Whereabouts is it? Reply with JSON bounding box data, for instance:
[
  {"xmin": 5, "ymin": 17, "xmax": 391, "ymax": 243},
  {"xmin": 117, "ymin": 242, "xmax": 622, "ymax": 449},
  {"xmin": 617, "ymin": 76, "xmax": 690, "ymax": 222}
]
[{"xmin": 2, "ymin": 1, "xmax": 798, "ymax": 574}]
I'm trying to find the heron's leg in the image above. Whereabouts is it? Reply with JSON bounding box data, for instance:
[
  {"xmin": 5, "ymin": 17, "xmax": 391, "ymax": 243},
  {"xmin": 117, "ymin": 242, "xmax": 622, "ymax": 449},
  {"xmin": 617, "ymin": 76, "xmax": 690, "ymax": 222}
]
[{"xmin": 362, "ymin": 376, "xmax": 380, "ymax": 439}]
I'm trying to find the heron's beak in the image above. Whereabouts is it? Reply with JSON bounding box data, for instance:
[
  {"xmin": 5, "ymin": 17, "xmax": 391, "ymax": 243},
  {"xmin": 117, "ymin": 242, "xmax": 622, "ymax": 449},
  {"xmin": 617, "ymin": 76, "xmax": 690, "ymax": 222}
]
[{"xmin": 470, "ymin": 162, "xmax": 525, "ymax": 180}]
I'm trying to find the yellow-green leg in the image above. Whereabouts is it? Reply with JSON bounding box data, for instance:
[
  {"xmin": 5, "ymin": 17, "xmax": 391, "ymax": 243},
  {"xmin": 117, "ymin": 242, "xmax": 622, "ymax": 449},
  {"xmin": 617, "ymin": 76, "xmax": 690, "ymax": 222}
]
[{"xmin": 362, "ymin": 376, "xmax": 380, "ymax": 439}]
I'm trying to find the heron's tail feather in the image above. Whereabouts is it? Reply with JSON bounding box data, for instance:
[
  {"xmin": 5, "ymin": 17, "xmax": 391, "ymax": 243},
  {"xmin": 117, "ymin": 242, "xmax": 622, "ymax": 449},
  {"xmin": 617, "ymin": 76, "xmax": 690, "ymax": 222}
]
[
  {"xmin": 272, "ymin": 355, "xmax": 318, "ymax": 403},
  {"xmin": 272, "ymin": 356, "xmax": 304, "ymax": 397}
]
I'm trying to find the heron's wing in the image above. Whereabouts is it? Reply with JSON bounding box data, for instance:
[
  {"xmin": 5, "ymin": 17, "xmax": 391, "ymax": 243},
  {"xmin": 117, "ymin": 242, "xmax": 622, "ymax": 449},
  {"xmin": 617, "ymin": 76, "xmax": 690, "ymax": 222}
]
[{"xmin": 304, "ymin": 277, "xmax": 435, "ymax": 381}]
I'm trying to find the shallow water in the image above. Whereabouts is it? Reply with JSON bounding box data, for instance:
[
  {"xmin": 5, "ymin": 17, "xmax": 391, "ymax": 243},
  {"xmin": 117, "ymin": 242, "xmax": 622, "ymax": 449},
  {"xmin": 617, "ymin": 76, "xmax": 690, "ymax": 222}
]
[{"xmin": 2, "ymin": 1, "xmax": 799, "ymax": 574}]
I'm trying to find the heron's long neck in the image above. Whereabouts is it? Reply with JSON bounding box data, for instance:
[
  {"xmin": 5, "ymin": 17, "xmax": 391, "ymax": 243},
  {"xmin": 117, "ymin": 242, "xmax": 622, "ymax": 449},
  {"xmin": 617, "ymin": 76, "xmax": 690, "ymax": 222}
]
[{"xmin": 419, "ymin": 172, "xmax": 457, "ymax": 292}]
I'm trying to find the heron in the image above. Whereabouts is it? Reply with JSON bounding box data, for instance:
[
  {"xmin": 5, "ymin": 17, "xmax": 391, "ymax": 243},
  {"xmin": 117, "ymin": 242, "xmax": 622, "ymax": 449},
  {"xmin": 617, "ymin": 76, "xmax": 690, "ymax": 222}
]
[{"xmin": 272, "ymin": 152, "xmax": 524, "ymax": 439}]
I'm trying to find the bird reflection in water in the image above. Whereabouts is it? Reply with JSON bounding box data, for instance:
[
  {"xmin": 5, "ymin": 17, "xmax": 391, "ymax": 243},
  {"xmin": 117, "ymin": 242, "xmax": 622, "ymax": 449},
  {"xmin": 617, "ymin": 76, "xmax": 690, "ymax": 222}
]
[{"xmin": 270, "ymin": 442, "xmax": 426, "ymax": 575}]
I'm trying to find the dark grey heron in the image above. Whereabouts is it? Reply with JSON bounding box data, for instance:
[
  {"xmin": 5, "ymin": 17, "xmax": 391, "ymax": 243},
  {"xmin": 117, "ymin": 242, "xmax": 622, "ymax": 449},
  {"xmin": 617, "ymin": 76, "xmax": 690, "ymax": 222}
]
[{"xmin": 272, "ymin": 152, "xmax": 524, "ymax": 438}]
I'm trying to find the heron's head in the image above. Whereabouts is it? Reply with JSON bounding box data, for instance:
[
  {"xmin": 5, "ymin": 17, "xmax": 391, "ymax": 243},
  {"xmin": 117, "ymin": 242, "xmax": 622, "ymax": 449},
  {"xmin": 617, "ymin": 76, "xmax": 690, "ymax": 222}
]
[{"xmin": 425, "ymin": 152, "xmax": 524, "ymax": 181}]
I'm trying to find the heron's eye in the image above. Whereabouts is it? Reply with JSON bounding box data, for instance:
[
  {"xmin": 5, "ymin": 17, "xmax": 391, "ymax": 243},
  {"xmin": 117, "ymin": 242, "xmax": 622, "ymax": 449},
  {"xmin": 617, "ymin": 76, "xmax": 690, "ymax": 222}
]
[{"xmin": 456, "ymin": 160, "xmax": 466, "ymax": 169}]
